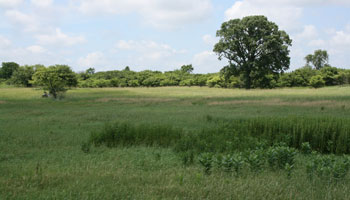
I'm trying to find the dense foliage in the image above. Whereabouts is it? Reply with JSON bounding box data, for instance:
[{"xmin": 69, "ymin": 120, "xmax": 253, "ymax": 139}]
[
  {"xmin": 32, "ymin": 65, "xmax": 78, "ymax": 99},
  {"xmin": 1, "ymin": 61, "xmax": 349, "ymax": 90},
  {"xmin": 214, "ymin": 16, "xmax": 292, "ymax": 89}
]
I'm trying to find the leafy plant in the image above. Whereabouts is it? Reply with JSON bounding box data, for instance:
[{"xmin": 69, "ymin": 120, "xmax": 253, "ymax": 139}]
[
  {"xmin": 246, "ymin": 150, "xmax": 265, "ymax": 173},
  {"xmin": 300, "ymin": 142, "xmax": 312, "ymax": 154},
  {"xmin": 266, "ymin": 146, "xmax": 297, "ymax": 169},
  {"xmin": 198, "ymin": 153, "xmax": 213, "ymax": 175}
]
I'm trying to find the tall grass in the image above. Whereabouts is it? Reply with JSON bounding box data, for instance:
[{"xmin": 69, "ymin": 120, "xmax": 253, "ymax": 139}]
[
  {"xmin": 88, "ymin": 116, "xmax": 350, "ymax": 154},
  {"xmin": 223, "ymin": 116, "xmax": 350, "ymax": 154}
]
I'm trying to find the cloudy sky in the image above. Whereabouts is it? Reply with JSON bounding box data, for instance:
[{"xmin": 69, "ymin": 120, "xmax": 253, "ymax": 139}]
[{"xmin": 0, "ymin": 0, "xmax": 349, "ymax": 73}]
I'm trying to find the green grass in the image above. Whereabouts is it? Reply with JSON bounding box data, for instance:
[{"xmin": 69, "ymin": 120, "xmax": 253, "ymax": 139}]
[{"xmin": 2, "ymin": 86, "xmax": 350, "ymax": 199}]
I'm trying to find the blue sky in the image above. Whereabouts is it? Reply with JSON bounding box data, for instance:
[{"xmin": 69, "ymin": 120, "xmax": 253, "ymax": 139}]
[{"xmin": 0, "ymin": 0, "xmax": 350, "ymax": 73}]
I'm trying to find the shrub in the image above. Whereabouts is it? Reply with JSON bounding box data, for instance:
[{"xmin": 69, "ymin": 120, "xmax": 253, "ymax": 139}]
[{"xmin": 309, "ymin": 75, "xmax": 325, "ymax": 88}]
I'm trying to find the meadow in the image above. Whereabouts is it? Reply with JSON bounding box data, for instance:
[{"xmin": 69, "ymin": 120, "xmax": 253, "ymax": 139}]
[{"xmin": 2, "ymin": 86, "xmax": 350, "ymax": 199}]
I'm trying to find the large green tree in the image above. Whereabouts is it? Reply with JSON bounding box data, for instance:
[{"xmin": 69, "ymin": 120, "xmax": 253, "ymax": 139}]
[
  {"xmin": 214, "ymin": 15, "xmax": 292, "ymax": 89},
  {"xmin": 32, "ymin": 65, "xmax": 77, "ymax": 99}
]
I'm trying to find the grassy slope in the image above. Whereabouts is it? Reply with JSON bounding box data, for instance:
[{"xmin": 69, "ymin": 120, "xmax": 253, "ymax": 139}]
[{"xmin": 1, "ymin": 86, "xmax": 350, "ymax": 199}]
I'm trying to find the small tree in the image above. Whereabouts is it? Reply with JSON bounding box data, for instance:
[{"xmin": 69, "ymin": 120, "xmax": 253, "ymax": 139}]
[
  {"xmin": 214, "ymin": 15, "xmax": 292, "ymax": 89},
  {"xmin": 305, "ymin": 50, "xmax": 329, "ymax": 70},
  {"xmin": 32, "ymin": 65, "xmax": 78, "ymax": 99}
]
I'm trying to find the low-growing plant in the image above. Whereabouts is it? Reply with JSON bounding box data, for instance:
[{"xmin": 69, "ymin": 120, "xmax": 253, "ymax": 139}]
[
  {"xmin": 231, "ymin": 153, "xmax": 244, "ymax": 176},
  {"xmin": 246, "ymin": 150, "xmax": 265, "ymax": 173},
  {"xmin": 300, "ymin": 142, "xmax": 312, "ymax": 154},
  {"xmin": 285, "ymin": 163, "xmax": 294, "ymax": 179},
  {"xmin": 306, "ymin": 153, "xmax": 350, "ymax": 182},
  {"xmin": 81, "ymin": 142, "xmax": 91, "ymax": 153},
  {"xmin": 180, "ymin": 150, "xmax": 194, "ymax": 166},
  {"xmin": 221, "ymin": 154, "xmax": 234, "ymax": 172},
  {"xmin": 198, "ymin": 153, "xmax": 213, "ymax": 175},
  {"xmin": 266, "ymin": 146, "xmax": 297, "ymax": 170}
]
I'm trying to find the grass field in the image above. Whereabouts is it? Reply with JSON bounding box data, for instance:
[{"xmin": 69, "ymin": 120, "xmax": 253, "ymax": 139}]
[{"xmin": 2, "ymin": 86, "xmax": 350, "ymax": 199}]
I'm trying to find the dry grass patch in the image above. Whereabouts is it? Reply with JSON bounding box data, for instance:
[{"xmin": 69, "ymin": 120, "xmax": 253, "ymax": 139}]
[{"xmin": 0, "ymin": 101, "xmax": 6, "ymax": 104}]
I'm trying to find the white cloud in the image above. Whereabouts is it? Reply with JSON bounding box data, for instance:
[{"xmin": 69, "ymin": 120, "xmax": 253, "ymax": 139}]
[
  {"xmin": 308, "ymin": 39, "xmax": 326, "ymax": 47},
  {"xmin": 244, "ymin": 0, "xmax": 350, "ymax": 7},
  {"xmin": 0, "ymin": 0, "xmax": 23, "ymax": 8},
  {"xmin": 112, "ymin": 40, "xmax": 188, "ymax": 71},
  {"xmin": 4, "ymin": 9, "xmax": 41, "ymax": 32},
  {"xmin": 296, "ymin": 25, "xmax": 318, "ymax": 39},
  {"xmin": 78, "ymin": 52, "xmax": 106, "ymax": 68},
  {"xmin": 36, "ymin": 28, "xmax": 85, "ymax": 46},
  {"xmin": 192, "ymin": 51, "xmax": 224, "ymax": 73},
  {"xmin": 78, "ymin": 0, "xmax": 212, "ymax": 29},
  {"xmin": 225, "ymin": 0, "xmax": 303, "ymax": 31},
  {"xmin": 116, "ymin": 40, "xmax": 186, "ymax": 60},
  {"xmin": 31, "ymin": 0, "xmax": 53, "ymax": 7},
  {"xmin": 0, "ymin": 35, "xmax": 11, "ymax": 48},
  {"xmin": 202, "ymin": 34, "xmax": 217, "ymax": 46},
  {"xmin": 26, "ymin": 45, "xmax": 46, "ymax": 53},
  {"xmin": 331, "ymin": 30, "xmax": 350, "ymax": 47}
]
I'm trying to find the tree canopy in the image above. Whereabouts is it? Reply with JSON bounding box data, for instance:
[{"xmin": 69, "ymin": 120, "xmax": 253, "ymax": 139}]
[
  {"xmin": 0, "ymin": 62, "xmax": 20, "ymax": 79},
  {"xmin": 32, "ymin": 65, "xmax": 77, "ymax": 99},
  {"xmin": 214, "ymin": 15, "xmax": 292, "ymax": 89},
  {"xmin": 305, "ymin": 49, "xmax": 329, "ymax": 70}
]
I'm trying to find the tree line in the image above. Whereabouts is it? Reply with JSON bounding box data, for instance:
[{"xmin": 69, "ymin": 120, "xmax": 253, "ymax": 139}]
[{"xmin": 1, "ymin": 57, "xmax": 349, "ymax": 90}]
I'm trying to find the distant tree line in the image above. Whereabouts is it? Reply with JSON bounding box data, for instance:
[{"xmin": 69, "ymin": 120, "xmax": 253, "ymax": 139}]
[{"xmin": 0, "ymin": 59, "xmax": 349, "ymax": 91}]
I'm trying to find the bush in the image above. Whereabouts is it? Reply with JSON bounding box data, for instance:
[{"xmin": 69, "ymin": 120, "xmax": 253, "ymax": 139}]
[{"xmin": 309, "ymin": 75, "xmax": 325, "ymax": 88}]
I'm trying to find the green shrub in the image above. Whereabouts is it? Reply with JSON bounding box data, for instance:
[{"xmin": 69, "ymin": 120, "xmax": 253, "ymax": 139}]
[{"xmin": 310, "ymin": 75, "xmax": 325, "ymax": 88}]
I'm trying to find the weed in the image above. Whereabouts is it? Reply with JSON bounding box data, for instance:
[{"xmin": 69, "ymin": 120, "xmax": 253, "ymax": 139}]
[
  {"xmin": 198, "ymin": 153, "xmax": 213, "ymax": 175},
  {"xmin": 301, "ymin": 142, "xmax": 312, "ymax": 154}
]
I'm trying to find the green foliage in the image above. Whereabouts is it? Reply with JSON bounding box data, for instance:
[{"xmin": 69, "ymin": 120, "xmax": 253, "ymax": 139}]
[
  {"xmin": 214, "ymin": 15, "xmax": 292, "ymax": 89},
  {"xmin": 207, "ymin": 75, "xmax": 224, "ymax": 88},
  {"xmin": 10, "ymin": 65, "xmax": 36, "ymax": 87},
  {"xmin": 305, "ymin": 50, "xmax": 329, "ymax": 70},
  {"xmin": 320, "ymin": 66, "xmax": 338, "ymax": 86},
  {"xmin": 0, "ymin": 62, "xmax": 19, "ymax": 79},
  {"xmin": 221, "ymin": 153, "xmax": 244, "ymax": 175},
  {"xmin": 309, "ymin": 75, "xmax": 325, "ymax": 88},
  {"xmin": 306, "ymin": 154, "xmax": 350, "ymax": 181},
  {"xmin": 246, "ymin": 149, "xmax": 265, "ymax": 173},
  {"xmin": 180, "ymin": 64, "xmax": 194, "ymax": 74},
  {"xmin": 198, "ymin": 153, "xmax": 213, "ymax": 175},
  {"xmin": 88, "ymin": 123, "xmax": 182, "ymax": 148},
  {"xmin": 180, "ymin": 150, "xmax": 195, "ymax": 166},
  {"xmin": 266, "ymin": 145, "xmax": 297, "ymax": 169},
  {"xmin": 301, "ymin": 142, "xmax": 312, "ymax": 154},
  {"xmin": 32, "ymin": 65, "xmax": 77, "ymax": 99}
]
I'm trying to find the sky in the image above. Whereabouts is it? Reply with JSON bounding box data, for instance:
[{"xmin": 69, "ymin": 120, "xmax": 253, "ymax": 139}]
[{"xmin": 0, "ymin": 0, "xmax": 350, "ymax": 73}]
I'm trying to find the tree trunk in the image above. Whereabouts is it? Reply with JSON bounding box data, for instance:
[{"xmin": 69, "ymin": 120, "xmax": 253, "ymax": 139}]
[{"xmin": 244, "ymin": 70, "xmax": 251, "ymax": 89}]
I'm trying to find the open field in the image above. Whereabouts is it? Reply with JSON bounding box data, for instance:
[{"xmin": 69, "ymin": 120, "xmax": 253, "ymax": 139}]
[{"xmin": 2, "ymin": 86, "xmax": 350, "ymax": 199}]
